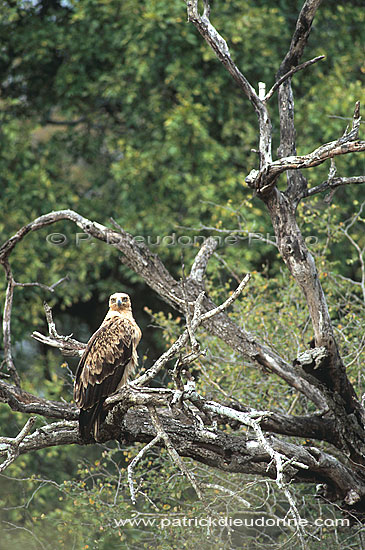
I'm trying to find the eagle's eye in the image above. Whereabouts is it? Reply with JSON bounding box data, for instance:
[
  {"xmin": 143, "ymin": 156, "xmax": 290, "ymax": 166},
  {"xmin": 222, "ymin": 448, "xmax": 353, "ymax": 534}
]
[
  {"xmin": 122, "ymin": 297, "xmax": 128, "ymax": 303},
  {"xmin": 111, "ymin": 298, "xmax": 116, "ymax": 303}
]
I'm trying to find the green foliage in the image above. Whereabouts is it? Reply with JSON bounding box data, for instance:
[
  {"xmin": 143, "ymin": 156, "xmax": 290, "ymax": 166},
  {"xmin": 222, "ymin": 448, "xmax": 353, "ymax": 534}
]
[{"xmin": 0, "ymin": 0, "xmax": 364, "ymax": 548}]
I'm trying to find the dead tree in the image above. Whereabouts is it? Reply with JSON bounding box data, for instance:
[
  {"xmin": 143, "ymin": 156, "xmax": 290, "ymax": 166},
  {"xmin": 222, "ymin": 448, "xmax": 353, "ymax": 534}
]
[{"xmin": 1, "ymin": 0, "xmax": 365, "ymax": 523}]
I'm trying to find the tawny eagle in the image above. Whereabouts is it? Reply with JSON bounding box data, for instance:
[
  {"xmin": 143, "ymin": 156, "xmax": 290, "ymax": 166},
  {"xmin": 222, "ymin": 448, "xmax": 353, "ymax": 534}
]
[{"xmin": 74, "ymin": 292, "xmax": 141, "ymax": 441}]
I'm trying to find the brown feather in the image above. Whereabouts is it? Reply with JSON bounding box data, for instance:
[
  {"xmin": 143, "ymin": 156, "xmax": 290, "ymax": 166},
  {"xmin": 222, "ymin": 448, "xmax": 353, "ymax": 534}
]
[{"xmin": 74, "ymin": 299, "xmax": 141, "ymax": 441}]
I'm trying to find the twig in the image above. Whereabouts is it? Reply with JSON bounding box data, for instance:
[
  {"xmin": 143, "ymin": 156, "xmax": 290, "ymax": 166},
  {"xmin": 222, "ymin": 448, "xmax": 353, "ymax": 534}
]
[
  {"xmin": 200, "ymin": 274, "xmax": 250, "ymax": 321},
  {"xmin": 185, "ymin": 0, "xmax": 272, "ymax": 168},
  {"xmin": 13, "ymin": 275, "xmax": 69, "ymax": 292},
  {"xmin": 306, "ymin": 175, "xmax": 365, "ymax": 198},
  {"xmin": 246, "ymin": 102, "xmax": 364, "ymax": 193},
  {"xmin": 0, "ymin": 417, "xmax": 37, "ymax": 472},
  {"xmin": 338, "ymin": 204, "xmax": 365, "ymax": 303},
  {"xmin": 1, "ymin": 263, "xmax": 20, "ymax": 387},
  {"xmin": 328, "ymin": 114, "xmax": 365, "ymax": 124},
  {"xmin": 184, "ymin": 381, "xmax": 308, "ymax": 544},
  {"xmin": 149, "ymin": 406, "xmax": 203, "ymax": 500},
  {"xmin": 31, "ymin": 302, "xmax": 86, "ymax": 357},
  {"xmin": 265, "ymin": 55, "xmax": 325, "ymax": 102},
  {"xmin": 127, "ymin": 434, "xmax": 163, "ymax": 504},
  {"xmin": 2, "ymin": 522, "xmax": 47, "ymax": 550},
  {"xmin": 134, "ymin": 274, "xmax": 250, "ymax": 386},
  {"xmin": 201, "ymin": 483, "xmax": 251, "ymax": 507},
  {"xmin": 213, "ymin": 253, "xmax": 241, "ymax": 283},
  {"xmin": 181, "ymin": 260, "xmax": 199, "ymax": 352}
]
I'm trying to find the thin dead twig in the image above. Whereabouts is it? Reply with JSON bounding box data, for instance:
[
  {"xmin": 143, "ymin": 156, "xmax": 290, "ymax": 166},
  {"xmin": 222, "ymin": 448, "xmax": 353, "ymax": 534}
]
[
  {"xmin": 127, "ymin": 434, "xmax": 163, "ymax": 504},
  {"xmin": 134, "ymin": 274, "xmax": 250, "ymax": 386},
  {"xmin": 265, "ymin": 55, "xmax": 325, "ymax": 102},
  {"xmin": 149, "ymin": 406, "xmax": 203, "ymax": 500},
  {"xmin": 0, "ymin": 417, "xmax": 37, "ymax": 472}
]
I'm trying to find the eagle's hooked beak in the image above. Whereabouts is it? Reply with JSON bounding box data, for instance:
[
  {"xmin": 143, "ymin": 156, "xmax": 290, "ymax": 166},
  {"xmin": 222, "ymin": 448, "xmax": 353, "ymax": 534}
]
[{"xmin": 117, "ymin": 298, "xmax": 123, "ymax": 307}]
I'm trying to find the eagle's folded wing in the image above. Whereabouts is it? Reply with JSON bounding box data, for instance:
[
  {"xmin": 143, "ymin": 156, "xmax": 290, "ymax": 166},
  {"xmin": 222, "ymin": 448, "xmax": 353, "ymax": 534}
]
[{"xmin": 74, "ymin": 316, "xmax": 135, "ymax": 439}]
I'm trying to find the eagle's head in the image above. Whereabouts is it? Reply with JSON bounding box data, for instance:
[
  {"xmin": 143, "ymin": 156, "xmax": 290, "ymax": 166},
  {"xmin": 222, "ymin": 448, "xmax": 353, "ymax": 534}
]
[{"xmin": 109, "ymin": 292, "xmax": 131, "ymax": 312}]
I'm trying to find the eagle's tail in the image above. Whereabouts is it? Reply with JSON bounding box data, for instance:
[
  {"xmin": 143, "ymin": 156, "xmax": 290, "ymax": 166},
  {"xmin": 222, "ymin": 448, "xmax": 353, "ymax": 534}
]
[{"xmin": 79, "ymin": 401, "xmax": 107, "ymax": 442}]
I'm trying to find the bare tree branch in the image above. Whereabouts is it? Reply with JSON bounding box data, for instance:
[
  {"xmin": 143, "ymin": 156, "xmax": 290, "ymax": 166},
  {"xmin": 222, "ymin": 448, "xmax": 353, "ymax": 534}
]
[
  {"xmin": 0, "ymin": 256, "xmax": 69, "ymax": 387},
  {"xmin": 176, "ymin": 0, "xmax": 365, "ymax": 472},
  {"xmin": 201, "ymin": 483, "xmax": 251, "ymax": 507},
  {"xmin": 306, "ymin": 176, "xmax": 365, "ymax": 198},
  {"xmin": 149, "ymin": 406, "xmax": 203, "ymax": 500},
  {"xmin": 185, "ymin": 0, "xmax": 272, "ymax": 168},
  {"xmin": 13, "ymin": 275, "xmax": 69, "ymax": 292},
  {"xmin": 279, "ymin": 0, "xmax": 323, "ymax": 73},
  {"xmin": 200, "ymin": 273, "xmax": 250, "ymax": 321},
  {"xmin": 185, "ymin": 0, "xmax": 259, "ymax": 109},
  {"xmin": 32, "ymin": 302, "xmax": 85, "ymax": 356},
  {"xmin": 1, "ymin": 262, "xmax": 20, "ymax": 387},
  {"xmin": 0, "ymin": 348, "xmax": 362, "ymax": 514},
  {"xmin": 276, "ymin": 0, "xmax": 323, "ymax": 199},
  {"xmin": 246, "ymin": 102, "xmax": 364, "ymax": 194},
  {"xmin": 0, "ymin": 368, "xmax": 337, "ymax": 452},
  {"xmin": 132, "ymin": 291, "xmax": 205, "ymax": 387},
  {"xmin": 9, "ymin": 404, "xmax": 365, "ymax": 513},
  {"xmin": 262, "ymin": 185, "xmax": 363, "ymax": 429},
  {"xmin": 127, "ymin": 433, "xmax": 163, "ymax": 504},
  {"xmin": 265, "ymin": 55, "xmax": 325, "ymax": 102},
  {"xmin": 0, "ymin": 379, "xmax": 78, "ymax": 420},
  {"xmin": 0, "ymin": 417, "xmax": 37, "ymax": 472},
  {"xmin": 189, "ymin": 236, "xmax": 218, "ymax": 284},
  {"xmin": 134, "ymin": 274, "xmax": 250, "ymax": 386}
]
